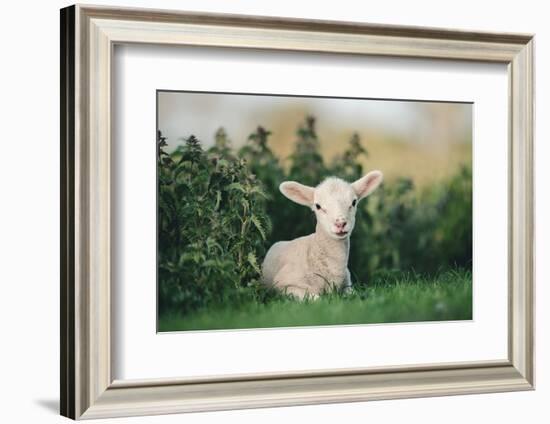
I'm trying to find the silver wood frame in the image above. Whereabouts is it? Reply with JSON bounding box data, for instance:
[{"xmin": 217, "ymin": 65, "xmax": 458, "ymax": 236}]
[{"xmin": 60, "ymin": 4, "xmax": 535, "ymax": 420}]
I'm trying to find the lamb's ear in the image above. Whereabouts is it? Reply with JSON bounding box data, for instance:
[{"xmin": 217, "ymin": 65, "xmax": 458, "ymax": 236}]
[
  {"xmin": 352, "ymin": 171, "xmax": 383, "ymax": 200},
  {"xmin": 279, "ymin": 181, "xmax": 314, "ymax": 207}
]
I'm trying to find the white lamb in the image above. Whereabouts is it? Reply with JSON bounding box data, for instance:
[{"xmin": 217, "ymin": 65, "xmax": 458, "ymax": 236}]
[{"xmin": 262, "ymin": 171, "xmax": 383, "ymax": 299}]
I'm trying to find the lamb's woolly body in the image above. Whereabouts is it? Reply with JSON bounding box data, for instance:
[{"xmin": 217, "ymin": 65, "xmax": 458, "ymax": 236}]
[
  {"xmin": 262, "ymin": 223, "xmax": 351, "ymax": 298},
  {"xmin": 262, "ymin": 171, "xmax": 382, "ymax": 299}
]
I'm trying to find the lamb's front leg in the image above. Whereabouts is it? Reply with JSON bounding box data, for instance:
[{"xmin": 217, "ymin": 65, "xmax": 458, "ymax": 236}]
[
  {"xmin": 342, "ymin": 268, "xmax": 352, "ymax": 294},
  {"xmin": 284, "ymin": 285, "xmax": 313, "ymax": 300},
  {"xmin": 274, "ymin": 267, "xmax": 311, "ymax": 300}
]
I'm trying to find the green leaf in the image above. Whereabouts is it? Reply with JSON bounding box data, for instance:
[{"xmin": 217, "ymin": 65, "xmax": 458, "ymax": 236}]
[
  {"xmin": 249, "ymin": 185, "xmax": 268, "ymax": 198},
  {"xmin": 227, "ymin": 182, "xmax": 246, "ymax": 193},
  {"xmin": 251, "ymin": 214, "xmax": 266, "ymax": 240},
  {"xmin": 241, "ymin": 199, "xmax": 250, "ymax": 215},
  {"xmin": 247, "ymin": 252, "xmax": 262, "ymax": 275}
]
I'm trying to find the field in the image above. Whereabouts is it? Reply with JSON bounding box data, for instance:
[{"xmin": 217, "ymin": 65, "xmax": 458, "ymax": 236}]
[{"xmin": 158, "ymin": 270, "xmax": 472, "ymax": 331}]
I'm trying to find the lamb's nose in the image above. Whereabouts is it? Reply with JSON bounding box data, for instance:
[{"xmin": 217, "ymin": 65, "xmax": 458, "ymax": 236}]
[{"xmin": 335, "ymin": 219, "xmax": 347, "ymax": 229}]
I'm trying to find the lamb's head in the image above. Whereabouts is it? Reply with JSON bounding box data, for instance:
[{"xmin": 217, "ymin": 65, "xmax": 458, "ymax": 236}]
[{"xmin": 279, "ymin": 171, "xmax": 383, "ymax": 240}]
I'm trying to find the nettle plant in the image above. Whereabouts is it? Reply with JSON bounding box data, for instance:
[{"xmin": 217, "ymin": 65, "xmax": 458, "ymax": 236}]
[{"xmin": 157, "ymin": 131, "xmax": 274, "ymax": 314}]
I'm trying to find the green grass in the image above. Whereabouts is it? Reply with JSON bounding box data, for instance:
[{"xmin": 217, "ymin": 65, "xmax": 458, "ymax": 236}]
[{"xmin": 158, "ymin": 270, "xmax": 472, "ymax": 332}]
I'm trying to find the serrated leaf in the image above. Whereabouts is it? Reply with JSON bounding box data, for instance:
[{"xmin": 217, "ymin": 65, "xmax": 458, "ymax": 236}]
[
  {"xmin": 241, "ymin": 199, "xmax": 250, "ymax": 214},
  {"xmin": 247, "ymin": 252, "xmax": 261, "ymax": 275},
  {"xmin": 251, "ymin": 214, "xmax": 266, "ymax": 240},
  {"xmin": 227, "ymin": 182, "xmax": 246, "ymax": 193},
  {"xmin": 249, "ymin": 185, "xmax": 268, "ymax": 198}
]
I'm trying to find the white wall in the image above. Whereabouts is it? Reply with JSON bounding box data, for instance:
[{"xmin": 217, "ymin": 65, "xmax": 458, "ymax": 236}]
[{"xmin": 0, "ymin": 0, "xmax": 546, "ymax": 422}]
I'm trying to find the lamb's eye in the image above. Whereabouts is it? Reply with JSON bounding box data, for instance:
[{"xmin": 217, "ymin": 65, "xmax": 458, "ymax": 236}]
[
  {"xmin": 352, "ymin": 199, "xmax": 357, "ymax": 207},
  {"xmin": 315, "ymin": 203, "xmax": 322, "ymax": 210}
]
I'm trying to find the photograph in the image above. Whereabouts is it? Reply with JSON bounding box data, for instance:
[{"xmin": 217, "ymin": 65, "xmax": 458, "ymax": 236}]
[{"xmin": 156, "ymin": 91, "xmax": 473, "ymax": 332}]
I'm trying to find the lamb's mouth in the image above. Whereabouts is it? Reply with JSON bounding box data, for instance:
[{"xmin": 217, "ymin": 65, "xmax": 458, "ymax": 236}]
[{"xmin": 334, "ymin": 230, "xmax": 349, "ymax": 237}]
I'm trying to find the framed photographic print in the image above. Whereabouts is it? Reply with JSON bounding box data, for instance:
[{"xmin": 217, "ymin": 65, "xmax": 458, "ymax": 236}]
[{"xmin": 61, "ymin": 4, "xmax": 535, "ymax": 420}]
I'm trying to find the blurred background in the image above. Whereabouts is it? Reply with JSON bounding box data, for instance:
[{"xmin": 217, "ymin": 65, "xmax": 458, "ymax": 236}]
[{"xmin": 158, "ymin": 91, "xmax": 472, "ymax": 188}]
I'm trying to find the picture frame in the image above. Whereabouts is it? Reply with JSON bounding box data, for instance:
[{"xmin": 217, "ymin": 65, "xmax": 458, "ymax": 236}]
[{"xmin": 60, "ymin": 4, "xmax": 534, "ymax": 420}]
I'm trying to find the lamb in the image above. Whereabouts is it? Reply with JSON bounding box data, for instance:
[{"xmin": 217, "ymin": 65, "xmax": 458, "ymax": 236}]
[{"xmin": 262, "ymin": 171, "xmax": 383, "ymax": 299}]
